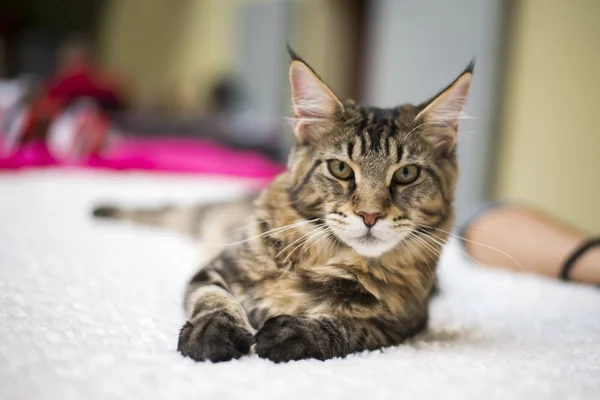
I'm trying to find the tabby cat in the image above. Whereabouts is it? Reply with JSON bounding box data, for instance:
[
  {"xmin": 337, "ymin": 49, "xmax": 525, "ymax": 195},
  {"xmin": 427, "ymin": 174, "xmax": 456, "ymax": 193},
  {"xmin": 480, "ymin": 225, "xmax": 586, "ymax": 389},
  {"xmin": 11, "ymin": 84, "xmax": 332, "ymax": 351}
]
[{"xmin": 94, "ymin": 47, "xmax": 473, "ymax": 363}]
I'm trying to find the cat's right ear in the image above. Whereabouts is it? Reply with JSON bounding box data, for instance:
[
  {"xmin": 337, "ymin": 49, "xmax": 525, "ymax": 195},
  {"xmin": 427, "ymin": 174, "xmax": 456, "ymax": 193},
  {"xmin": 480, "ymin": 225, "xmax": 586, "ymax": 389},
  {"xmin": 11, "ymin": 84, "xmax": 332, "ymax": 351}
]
[
  {"xmin": 288, "ymin": 46, "xmax": 343, "ymax": 140},
  {"xmin": 413, "ymin": 60, "xmax": 474, "ymax": 151}
]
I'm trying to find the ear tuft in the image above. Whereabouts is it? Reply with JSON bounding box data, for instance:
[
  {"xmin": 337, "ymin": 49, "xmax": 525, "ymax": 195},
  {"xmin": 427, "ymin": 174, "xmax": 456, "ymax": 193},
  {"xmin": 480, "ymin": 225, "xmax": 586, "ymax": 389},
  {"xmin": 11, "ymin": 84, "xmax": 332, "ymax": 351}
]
[
  {"xmin": 287, "ymin": 44, "xmax": 303, "ymax": 63},
  {"xmin": 464, "ymin": 57, "xmax": 476, "ymax": 75}
]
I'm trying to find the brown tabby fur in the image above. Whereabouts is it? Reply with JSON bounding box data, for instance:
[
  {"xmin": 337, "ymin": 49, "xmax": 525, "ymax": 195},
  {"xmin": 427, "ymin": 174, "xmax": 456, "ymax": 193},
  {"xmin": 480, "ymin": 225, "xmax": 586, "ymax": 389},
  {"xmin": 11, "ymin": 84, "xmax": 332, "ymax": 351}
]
[{"xmin": 93, "ymin": 48, "xmax": 473, "ymax": 363}]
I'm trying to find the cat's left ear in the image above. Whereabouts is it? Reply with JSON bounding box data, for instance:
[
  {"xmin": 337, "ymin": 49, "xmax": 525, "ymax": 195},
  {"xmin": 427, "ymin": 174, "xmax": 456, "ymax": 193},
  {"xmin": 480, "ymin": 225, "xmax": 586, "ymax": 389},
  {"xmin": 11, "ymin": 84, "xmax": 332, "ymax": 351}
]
[
  {"xmin": 288, "ymin": 45, "xmax": 344, "ymax": 140},
  {"xmin": 415, "ymin": 60, "xmax": 474, "ymax": 146}
]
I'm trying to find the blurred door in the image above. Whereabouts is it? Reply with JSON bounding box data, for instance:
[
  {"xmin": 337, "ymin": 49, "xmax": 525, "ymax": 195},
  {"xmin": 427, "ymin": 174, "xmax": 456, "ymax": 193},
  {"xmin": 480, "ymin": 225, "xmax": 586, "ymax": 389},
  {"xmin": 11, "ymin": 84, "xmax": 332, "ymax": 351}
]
[
  {"xmin": 236, "ymin": 0, "xmax": 292, "ymax": 159},
  {"xmin": 237, "ymin": 0, "xmax": 291, "ymax": 119}
]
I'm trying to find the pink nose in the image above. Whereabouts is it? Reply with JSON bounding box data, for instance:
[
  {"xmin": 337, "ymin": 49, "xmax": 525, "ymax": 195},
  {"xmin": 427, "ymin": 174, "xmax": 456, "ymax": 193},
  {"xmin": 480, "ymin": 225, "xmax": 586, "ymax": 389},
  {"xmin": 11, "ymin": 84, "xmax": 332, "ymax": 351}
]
[{"xmin": 357, "ymin": 211, "xmax": 385, "ymax": 228}]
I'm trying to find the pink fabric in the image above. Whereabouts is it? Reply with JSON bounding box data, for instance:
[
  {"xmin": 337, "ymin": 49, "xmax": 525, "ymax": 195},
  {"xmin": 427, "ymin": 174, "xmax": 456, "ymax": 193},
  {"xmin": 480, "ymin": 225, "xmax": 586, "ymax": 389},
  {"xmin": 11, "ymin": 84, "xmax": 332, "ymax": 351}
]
[{"xmin": 0, "ymin": 137, "xmax": 285, "ymax": 179}]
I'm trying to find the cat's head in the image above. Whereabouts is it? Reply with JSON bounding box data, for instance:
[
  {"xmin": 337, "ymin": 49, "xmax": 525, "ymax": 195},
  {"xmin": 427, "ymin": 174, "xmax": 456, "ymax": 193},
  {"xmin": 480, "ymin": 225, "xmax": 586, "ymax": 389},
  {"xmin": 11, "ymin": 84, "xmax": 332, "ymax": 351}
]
[{"xmin": 286, "ymin": 47, "xmax": 473, "ymax": 258}]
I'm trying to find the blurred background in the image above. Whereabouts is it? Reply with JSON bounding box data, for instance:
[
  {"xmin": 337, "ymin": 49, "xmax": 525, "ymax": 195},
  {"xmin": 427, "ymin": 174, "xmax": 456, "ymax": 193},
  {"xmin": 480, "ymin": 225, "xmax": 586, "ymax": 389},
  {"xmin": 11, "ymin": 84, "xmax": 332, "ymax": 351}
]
[{"xmin": 0, "ymin": 0, "xmax": 598, "ymax": 233}]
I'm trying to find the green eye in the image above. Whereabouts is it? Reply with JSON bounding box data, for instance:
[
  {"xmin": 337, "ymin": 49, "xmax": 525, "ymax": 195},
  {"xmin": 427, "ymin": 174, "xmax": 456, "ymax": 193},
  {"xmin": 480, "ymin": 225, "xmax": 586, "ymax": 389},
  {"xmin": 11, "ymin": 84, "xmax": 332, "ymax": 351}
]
[
  {"xmin": 328, "ymin": 160, "xmax": 354, "ymax": 180},
  {"xmin": 393, "ymin": 165, "xmax": 420, "ymax": 184}
]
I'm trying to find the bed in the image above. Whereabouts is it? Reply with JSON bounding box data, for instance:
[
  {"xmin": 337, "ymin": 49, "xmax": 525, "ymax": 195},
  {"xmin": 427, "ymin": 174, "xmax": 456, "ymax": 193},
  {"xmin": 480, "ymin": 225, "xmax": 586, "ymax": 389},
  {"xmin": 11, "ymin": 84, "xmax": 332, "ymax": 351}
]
[{"xmin": 1, "ymin": 170, "xmax": 598, "ymax": 400}]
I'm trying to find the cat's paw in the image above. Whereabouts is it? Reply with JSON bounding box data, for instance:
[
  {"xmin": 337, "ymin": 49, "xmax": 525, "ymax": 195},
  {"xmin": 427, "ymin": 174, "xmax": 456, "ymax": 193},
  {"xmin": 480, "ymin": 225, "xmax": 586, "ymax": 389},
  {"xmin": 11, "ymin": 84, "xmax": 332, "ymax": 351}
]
[
  {"xmin": 254, "ymin": 315, "xmax": 326, "ymax": 363},
  {"xmin": 177, "ymin": 311, "xmax": 253, "ymax": 362}
]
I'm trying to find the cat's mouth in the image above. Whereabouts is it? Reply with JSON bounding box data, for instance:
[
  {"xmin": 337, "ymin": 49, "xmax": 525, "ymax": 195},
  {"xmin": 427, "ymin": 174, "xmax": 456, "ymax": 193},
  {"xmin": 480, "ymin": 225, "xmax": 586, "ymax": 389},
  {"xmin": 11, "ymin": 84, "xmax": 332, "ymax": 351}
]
[
  {"xmin": 358, "ymin": 232, "xmax": 379, "ymax": 242},
  {"xmin": 326, "ymin": 217, "xmax": 407, "ymax": 258}
]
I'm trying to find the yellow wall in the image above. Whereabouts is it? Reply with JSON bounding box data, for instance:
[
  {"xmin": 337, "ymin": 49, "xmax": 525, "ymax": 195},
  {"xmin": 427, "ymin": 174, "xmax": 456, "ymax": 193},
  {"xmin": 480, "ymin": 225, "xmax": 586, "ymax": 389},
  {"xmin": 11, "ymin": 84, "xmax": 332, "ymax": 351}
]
[
  {"xmin": 169, "ymin": 0, "xmax": 238, "ymax": 111},
  {"xmin": 99, "ymin": 0, "xmax": 237, "ymax": 113},
  {"xmin": 495, "ymin": 0, "xmax": 600, "ymax": 233},
  {"xmin": 291, "ymin": 0, "xmax": 356, "ymax": 100},
  {"xmin": 98, "ymin": 0, "xmax": 185, "ymax": 110}
]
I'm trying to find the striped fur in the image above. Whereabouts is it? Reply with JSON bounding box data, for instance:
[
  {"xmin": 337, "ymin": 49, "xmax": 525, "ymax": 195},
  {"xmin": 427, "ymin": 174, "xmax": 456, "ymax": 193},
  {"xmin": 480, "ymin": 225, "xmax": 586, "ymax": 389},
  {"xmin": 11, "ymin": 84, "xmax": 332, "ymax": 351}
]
[{"xmin": 94, "ymin": 50, "xmax": 473, "ymax": 362}]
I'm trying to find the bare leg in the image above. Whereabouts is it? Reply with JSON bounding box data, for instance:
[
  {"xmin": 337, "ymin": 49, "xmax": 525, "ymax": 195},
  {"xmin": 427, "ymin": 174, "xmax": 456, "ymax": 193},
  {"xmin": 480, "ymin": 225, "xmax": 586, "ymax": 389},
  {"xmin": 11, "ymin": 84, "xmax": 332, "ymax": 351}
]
[{"xmin": 463, "ymin": 205, "xmax": 600, "ymax": 284}]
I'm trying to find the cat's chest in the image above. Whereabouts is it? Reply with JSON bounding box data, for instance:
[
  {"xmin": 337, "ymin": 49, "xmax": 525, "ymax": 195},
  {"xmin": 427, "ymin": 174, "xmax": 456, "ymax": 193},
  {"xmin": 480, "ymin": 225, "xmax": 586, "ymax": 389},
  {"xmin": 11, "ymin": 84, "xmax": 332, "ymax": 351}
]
[{"xmin": 237, "ymin": 258, "xmax": 410, "ymax": 326}]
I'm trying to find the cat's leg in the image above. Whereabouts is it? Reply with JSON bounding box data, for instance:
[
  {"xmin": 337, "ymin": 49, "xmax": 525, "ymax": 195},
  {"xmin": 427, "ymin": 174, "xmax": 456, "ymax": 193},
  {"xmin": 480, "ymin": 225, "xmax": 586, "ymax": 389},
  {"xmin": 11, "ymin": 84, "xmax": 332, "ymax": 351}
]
[
  {"xmin": 177, "ymin": 265, "xmax": 253, "ymax": 362},
  {"xmin": 254, "ymin": 313, "xmax": 427, "ymax": 363}
]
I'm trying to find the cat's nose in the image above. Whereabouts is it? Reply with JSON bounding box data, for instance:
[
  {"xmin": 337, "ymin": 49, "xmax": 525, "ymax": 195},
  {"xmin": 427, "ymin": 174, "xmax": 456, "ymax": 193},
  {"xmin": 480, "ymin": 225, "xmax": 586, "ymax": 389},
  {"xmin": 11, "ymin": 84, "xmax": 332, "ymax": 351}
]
[{"xmin": 357, "ymin": 211, "xmax": 385, "ymax": 228}]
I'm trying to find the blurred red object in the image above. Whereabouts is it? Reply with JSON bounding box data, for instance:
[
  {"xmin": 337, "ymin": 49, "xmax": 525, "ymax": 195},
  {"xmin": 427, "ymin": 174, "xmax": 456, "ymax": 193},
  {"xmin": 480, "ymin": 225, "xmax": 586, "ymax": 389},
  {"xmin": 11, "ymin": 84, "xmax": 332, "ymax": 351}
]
[
  {"xmin": 44, "ymin": 61, "xmax": 125, "ymax": 111},
  {"xmin": 19, "ymin": 41, "xmax": 125, "ymax": 149}
]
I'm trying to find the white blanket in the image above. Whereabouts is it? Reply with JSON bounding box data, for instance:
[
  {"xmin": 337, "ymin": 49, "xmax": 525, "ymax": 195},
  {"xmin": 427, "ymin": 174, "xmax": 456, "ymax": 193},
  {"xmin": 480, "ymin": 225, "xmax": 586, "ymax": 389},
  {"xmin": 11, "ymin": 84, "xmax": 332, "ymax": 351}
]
[{"xmin": 1, "ymin": 171, "xmax": 598, "ymax": 400}]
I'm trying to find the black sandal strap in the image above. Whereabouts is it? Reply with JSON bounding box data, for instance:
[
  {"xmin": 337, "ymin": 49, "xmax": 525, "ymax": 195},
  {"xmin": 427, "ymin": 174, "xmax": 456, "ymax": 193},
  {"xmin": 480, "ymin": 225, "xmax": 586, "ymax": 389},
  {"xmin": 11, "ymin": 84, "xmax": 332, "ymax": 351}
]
[{"xmin": 560, "ymin": 237, "xmax": 600, "ymax": 281}]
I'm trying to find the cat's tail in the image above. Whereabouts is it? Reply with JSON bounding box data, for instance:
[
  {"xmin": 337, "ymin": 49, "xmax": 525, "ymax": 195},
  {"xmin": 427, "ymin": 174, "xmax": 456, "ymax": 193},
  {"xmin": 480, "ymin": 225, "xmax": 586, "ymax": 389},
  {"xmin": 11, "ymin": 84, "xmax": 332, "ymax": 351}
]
[
  {"xmin": 92, "ymin": 199, "xmax": 255, "ymax": 240},
  {"xmin": 92, "ymin": 204, "xmax": 202, "ymax": 237}
]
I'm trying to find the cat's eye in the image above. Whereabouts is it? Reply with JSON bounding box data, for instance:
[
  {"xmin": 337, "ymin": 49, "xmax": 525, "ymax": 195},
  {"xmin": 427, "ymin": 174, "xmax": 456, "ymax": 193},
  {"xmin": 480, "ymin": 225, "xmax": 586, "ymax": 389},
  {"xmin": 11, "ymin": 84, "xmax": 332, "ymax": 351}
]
[
  {"xmin": 328, "ymin": 160, "xmax": 354, "ymax": 180},
  {"xmin": 393, "ymin": 165, "xmax": 420, "ymax": 185}
]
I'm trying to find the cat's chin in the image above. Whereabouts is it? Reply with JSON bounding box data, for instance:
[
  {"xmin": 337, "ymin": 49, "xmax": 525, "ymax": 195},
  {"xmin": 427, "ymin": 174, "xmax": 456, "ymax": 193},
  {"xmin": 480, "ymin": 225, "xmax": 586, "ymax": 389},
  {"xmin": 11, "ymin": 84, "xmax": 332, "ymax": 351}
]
[
  {"xmin": 343, "ymin": 236, "xmax": 402, "ymax": 258},
  {"xmin": 328, "ymin": 221, "xmax": 408, "ymax": 258}
]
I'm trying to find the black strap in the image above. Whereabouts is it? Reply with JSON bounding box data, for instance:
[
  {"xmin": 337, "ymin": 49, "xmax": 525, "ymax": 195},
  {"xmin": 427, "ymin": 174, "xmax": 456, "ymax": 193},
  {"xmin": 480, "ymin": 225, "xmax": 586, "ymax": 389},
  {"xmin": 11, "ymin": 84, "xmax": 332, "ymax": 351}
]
[{"xmin": 560, "ymin": 237, "xmax": 600, "ymax": 281}]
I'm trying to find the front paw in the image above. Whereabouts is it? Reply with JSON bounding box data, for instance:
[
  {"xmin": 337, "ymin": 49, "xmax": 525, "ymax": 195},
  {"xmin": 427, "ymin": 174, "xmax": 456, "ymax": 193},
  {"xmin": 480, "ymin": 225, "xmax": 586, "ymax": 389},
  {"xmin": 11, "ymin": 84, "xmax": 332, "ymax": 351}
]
[
  {"xmin": 177, "ymin": 311, "xmax": 252, "ymax": 362},
  {"xmin": 254, "ymin": 315, "xmax": 327, "ymax": 362}
]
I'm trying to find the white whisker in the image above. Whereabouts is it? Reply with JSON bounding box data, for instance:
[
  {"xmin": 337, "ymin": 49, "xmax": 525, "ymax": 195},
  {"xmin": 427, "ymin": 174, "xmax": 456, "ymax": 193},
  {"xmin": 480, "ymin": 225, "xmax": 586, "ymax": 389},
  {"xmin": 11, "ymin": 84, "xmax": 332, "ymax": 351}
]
[
  {"xmin": 223, "ymin": 219, "xmax": 318, "ymax": 246},
  {"xmin": 278, "ymin": 223, "xmax": 327, "ymax": 260},
  {"xmin": 416, "ymin": 225, "xmax": 524, "ymax": 272},
  {"xmin": 283, "ymin": 224, "xmax": 328, "ymax": 262}
]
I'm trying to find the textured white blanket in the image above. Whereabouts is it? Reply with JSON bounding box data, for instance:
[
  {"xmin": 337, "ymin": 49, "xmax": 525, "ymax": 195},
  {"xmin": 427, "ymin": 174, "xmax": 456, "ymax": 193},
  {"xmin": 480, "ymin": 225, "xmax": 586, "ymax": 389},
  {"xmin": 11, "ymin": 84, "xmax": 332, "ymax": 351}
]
[{"xmin": 1, "ymin": 171, "xmax": 598, "ymax": 400}]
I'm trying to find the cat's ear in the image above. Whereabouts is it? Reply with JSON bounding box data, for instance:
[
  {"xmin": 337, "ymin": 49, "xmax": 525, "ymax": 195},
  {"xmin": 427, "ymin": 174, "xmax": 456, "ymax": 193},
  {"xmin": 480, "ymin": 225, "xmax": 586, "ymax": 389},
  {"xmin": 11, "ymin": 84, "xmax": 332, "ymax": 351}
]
[
  {"xmin": 288, "ymin": 45, "xmax": 343, "ymax": 140},
  {"xmin": 415, "ymin": 60, "xmax": 474, "ymax": 148}
]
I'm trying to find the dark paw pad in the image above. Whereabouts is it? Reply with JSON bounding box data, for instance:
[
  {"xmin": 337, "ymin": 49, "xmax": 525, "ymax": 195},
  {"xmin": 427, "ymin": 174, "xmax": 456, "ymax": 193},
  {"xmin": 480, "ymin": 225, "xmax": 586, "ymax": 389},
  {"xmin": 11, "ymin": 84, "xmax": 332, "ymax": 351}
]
[
  {"xmin": 177, "ymin": 312, "xmax": 252, "ymax": 362},
  {"xmin": 254, "ymin": 315, "xmax": 325, "ymax": 363}
]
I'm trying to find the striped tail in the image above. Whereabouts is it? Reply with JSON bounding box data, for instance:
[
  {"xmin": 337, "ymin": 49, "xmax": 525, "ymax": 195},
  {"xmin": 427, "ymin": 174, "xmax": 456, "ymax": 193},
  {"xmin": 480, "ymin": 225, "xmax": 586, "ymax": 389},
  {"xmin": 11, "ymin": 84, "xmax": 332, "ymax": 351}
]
[{"xmin": 92, "ymin": 198, "xmax": 255, "ymax": 240}]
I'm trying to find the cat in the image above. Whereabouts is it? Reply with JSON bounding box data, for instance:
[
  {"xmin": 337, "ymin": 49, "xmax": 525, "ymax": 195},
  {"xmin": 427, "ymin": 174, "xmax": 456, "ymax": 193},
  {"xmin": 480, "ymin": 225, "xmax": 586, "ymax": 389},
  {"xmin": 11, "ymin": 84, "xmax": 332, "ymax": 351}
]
[{"xmin": 93, "ymin": 46, "xmax": 473, "ymax": 363}]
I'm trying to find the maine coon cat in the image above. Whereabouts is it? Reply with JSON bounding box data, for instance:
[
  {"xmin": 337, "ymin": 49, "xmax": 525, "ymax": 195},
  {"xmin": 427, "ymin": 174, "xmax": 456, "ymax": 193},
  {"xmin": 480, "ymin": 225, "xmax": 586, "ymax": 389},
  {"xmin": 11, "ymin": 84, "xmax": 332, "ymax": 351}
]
[{"xmin": 94, "ymin": 47, "xmax": 473, "ymax": 362}]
